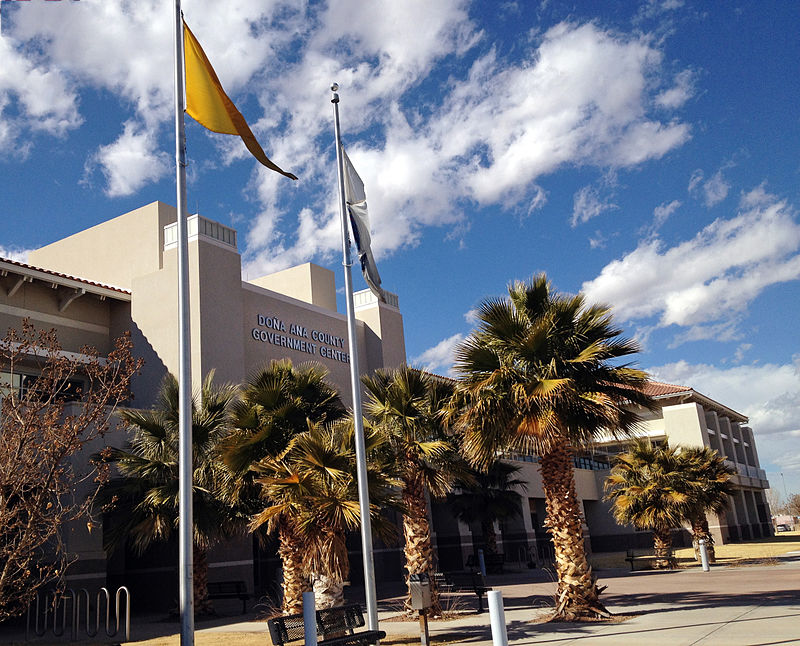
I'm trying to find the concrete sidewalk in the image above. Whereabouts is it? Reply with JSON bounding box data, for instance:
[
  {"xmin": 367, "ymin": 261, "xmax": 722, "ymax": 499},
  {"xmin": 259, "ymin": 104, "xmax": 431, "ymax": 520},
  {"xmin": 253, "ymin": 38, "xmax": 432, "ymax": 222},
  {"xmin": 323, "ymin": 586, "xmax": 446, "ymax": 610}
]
[
  {"xmin": 198, "ymin": 552, "xmax": 800, "ymax": 646},
  {"xmin": 6, "ymin": 554, "xmax": 799, "ymax": 644}
]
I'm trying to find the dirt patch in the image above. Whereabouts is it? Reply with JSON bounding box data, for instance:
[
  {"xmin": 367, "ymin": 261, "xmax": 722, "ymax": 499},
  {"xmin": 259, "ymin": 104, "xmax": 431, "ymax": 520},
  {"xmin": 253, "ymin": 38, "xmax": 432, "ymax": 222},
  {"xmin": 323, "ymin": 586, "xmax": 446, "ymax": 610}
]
[
  {"xmin": 381, "ymin": 633, "xmax": 482, "ymax": 645},
  {"xmin": 726, "ymin": 557, "xmax": 781, "ymax": 568},
  {"xmin": 532, "ymin": 612, "xmax": 635, "ymax": 625},
  {"xmin": 382, "ymin": 611, "xmax": 473, "ymax": 623}
]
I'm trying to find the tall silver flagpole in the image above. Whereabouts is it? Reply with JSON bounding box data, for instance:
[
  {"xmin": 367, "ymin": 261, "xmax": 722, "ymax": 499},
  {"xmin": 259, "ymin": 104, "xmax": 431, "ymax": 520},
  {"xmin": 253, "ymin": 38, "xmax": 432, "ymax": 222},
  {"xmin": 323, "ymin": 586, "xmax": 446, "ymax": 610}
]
[
  {"xmin": 331, "ymin": 83, "xmax": 379, "ymax": 631},
  {"xmin": 173, "ymin": 1, "xmax": 194, "ymax": 644}
]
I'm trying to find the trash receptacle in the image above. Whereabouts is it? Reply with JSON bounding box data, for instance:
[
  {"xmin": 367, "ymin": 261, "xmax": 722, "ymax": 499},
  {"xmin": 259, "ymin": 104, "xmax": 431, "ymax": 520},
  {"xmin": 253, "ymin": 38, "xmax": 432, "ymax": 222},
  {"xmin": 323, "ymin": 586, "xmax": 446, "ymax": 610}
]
[{"xmin": 409, "ymin": 573, "xmax": 431, "ymax": 610}]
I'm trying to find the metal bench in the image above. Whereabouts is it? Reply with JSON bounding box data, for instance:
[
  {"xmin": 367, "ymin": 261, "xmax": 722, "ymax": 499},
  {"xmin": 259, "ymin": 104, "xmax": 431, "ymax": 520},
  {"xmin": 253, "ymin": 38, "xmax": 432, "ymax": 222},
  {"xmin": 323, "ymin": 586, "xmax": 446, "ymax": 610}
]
[
  {"xmin": 267, "ymin": 604, "xmax": 385, "ymax": 646},
  {"xmin": 625, "ymin": 549, "xmax": 676, "ymax": 571},
  {"xmin": 207, "ymin": 580, "xmax": 251, "ymax": 614},
  {"xmin": 440, "ymin": 571, "xmax": 490, "ymax": 612}
]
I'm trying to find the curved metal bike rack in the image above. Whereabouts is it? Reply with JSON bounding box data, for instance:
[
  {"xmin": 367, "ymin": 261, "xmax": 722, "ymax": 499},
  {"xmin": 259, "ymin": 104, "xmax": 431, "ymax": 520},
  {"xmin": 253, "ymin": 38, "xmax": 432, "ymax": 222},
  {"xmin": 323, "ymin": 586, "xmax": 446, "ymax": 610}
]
[{"xmin": 26, "ymin": 585, "xmax": 130, "ymax": 642}]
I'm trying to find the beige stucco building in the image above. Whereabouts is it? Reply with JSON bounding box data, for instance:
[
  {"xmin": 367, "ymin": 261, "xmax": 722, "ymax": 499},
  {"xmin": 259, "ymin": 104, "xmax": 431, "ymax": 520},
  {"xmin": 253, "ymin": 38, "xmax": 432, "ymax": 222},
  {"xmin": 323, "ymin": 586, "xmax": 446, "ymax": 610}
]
[
  {"xmin": 432, "ymin": 380, "xmax": 773, "ymax": 568},
  {"xmin": 5, "ymin": 201, "xmax": 406, "ymax": 606},
  {"xmin": 1, "ymin": 200, "xmax": 773, "ymax": 604}
]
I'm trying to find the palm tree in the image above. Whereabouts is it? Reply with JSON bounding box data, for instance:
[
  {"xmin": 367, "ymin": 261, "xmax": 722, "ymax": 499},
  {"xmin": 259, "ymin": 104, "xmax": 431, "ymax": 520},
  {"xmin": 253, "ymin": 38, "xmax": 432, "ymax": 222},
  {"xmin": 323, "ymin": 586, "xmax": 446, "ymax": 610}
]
[
  {"xmin": 679, "ymin": 446, "xmax": 735, "ymax": 563},
  {"xmin": 96, "ymin": 373, "xmax": 249, "ymax": 615},
  {"xmin": 249, "ymin": 419, "xmax": 400, "ymax": 609},
  {"xmin": 363, "ymin": 366, "xmax": 463, "ymax": 616},
  {"xmin": 224, "ymin": 359, "xmax": 347, "ymax": 473},
  {"xmin": 452, "ymin": 274, "xmax": 654, "ymax": 620},
  {"xmin": 447, "ymin": 461, "xmax": 527, "ymax": 557},
  {"xmin": 222, "ymin": 359, "xmax": 347, "ymax": 614},
  {"xmin": 604, "ymin": 440, "xmax": 687, "ymax": 568}
]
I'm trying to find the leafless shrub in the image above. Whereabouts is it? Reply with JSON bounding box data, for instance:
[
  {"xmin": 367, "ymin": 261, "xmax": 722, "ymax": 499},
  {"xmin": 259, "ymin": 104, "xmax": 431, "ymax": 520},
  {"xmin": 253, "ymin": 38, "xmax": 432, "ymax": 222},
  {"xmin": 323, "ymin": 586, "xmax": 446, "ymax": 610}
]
[{"xmin": 0, "ymin": 320, "xmax": 141, "ymax": 620}]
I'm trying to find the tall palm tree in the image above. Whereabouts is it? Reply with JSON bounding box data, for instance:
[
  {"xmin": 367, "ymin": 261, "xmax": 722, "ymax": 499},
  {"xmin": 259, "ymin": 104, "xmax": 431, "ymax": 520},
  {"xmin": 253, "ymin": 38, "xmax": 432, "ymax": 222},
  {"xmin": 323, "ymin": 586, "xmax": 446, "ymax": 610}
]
[
  {"xmin": 363, "ymin": 366, "xmax": 463, "ymax": 616},
  {"xmin": 447, "ymin": 461, "xmax": 527, "ymax": 556},
  {"xmin": 604, "ymin": 440, "xmax": 687, "ymax": 568},
  {"xmin": 96, "ymin": 373, "xmax": 249, "ymax": 615},
  {"xmin": 250, "ymin": 419, "xmax": 400, "ymax": 610},
  {"xmin": 222, "ymin": 359, "xmax": 347, "ymax": 614},
  {"xmin": 453, "ymin": 275, "xmax": 654, "ymax": 620},
  {"xmin": 679, "ymin": 446, "xmax": 734, "ymax": 563}
]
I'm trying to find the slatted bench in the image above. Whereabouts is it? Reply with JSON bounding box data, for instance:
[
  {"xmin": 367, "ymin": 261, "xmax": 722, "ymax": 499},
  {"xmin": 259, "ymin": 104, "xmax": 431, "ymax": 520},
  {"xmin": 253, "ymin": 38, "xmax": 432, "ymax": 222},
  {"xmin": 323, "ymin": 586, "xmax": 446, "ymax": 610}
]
[
  {"xmin": 440, "ymin": 571, "xmax": 490, "ymax": 613},
  {"xmin": 267, "ymin": 604, "xmax": 385, "ymax": 646},
  {"xmin": 207, "ymin": 580, "xmax": 251, "ymax": 614},
  {"xmin": 625, "ymin": 549, "xmax": 676, "ymax": 571}
]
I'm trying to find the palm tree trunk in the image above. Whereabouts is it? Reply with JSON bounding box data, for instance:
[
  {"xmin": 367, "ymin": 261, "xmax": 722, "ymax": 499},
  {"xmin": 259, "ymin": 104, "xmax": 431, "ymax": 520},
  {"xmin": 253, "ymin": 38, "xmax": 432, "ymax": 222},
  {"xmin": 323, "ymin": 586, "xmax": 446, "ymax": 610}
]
[
  {"xmin": 312, "ymin": 573, "xmax": 345, "ymax": 609},
  {"xmin": 278, "ymin": 520, "xmax": 309, "ymax": 614},
  {"xmin": 193, "ymin": 545, "xmax": 214, "ymax": 616},
  {"xmin": 481, "ymin": 519, "xmax": 498, "ymax": 556},
  {"xmin": 691, "ymin": 516, "xmax": 716, "ymax": 563},
  {"xmin": 652, "ymin": 526, "xmax": 674, "ymax": 569},
  {"xmin": 539, "ymin": 442, "xmax": 608, "ymax": 621},
  {"xmin": 402, "ymin": 473, "xmax": 442, "ymax": 616}
]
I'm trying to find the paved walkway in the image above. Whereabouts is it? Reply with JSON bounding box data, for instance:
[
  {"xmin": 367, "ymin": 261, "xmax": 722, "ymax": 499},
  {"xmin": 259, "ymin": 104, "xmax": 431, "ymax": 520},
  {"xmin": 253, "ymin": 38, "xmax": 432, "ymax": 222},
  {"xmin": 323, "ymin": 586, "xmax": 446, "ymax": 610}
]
[
  {"xmin": 199, "ymin": 552, "xmax": 800, "ymax": 646},
  {"xmin": 6, "ymin": 552, "xmax": 800, "ymax": 644},
  {"xmin": 365, "ymin": 552, "xmax": 800, "ymax": 645}
]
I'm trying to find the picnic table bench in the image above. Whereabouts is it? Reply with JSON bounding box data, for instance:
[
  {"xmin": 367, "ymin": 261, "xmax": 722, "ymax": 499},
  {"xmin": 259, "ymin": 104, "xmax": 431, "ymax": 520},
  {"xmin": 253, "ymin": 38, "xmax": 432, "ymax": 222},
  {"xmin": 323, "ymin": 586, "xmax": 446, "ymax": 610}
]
[
  {"xmin": 267, "ymin": 603, "xmax": 385, "ymax": 646},
  {"xmin": 625, "ymin": 549, "xmax": 676, "ymax": 571},
  {"xmin": 207, "ymin": 580, "xmax": 251, "ymax": 614},
  {"xmin": 436, "ymin": 571, "xmax": 490, "ymax": 612}
]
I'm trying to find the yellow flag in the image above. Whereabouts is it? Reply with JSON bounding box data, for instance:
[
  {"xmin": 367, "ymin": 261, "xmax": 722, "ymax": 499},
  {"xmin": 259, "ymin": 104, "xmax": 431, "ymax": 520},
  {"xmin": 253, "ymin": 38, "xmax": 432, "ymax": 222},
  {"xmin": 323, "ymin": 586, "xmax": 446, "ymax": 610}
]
[{"xmin": 183, "ymin": 21, "xmax": 297, "ymax": 180}]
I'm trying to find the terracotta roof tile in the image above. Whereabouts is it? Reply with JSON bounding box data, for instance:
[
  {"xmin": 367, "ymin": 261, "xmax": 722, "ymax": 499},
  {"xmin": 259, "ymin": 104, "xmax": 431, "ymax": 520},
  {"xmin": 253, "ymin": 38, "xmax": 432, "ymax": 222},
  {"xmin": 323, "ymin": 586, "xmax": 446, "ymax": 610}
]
[
  {"xmin": 0, "ymin": 256, "xmax": 130, "ymax": 295},
  {"xmin": 641, "ymin": 380, "xmax": 693, "ymax": 397}
]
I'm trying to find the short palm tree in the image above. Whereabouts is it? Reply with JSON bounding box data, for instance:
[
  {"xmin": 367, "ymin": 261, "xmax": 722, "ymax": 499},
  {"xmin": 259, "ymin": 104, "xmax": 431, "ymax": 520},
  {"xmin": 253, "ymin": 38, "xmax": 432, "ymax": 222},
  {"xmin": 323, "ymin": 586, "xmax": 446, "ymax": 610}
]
[
  {"xmin": 250, "ymin": 419, "xmax": 400, "ymax": 609},
  {"xmin": 604, "ymin": 440, "xmax": 687, "ymax": 568},
  {"xmin": 679, "ymin": 446, "xmax": 734, "ymax": 562},
  {"xmin": 453, "ymin": 275, "xmax": 654, "ymax": 620},
  {"xmin": 447, "ymin": 461, "xmax": 527, "ymax": 556},
  {"xmin": 363, "ymin": 366, "xmax": 463, "ymax": 616},
  {"xmin": 96, "ymin": 373, "xmax": 248, "ymax": 615},
  {"xmin": 224, "ymin": 359, "xmax": 347, "ymax": 473},
  {"xmin": 222, "ymin": 360, "xmax": 347, "ymax": 613}
]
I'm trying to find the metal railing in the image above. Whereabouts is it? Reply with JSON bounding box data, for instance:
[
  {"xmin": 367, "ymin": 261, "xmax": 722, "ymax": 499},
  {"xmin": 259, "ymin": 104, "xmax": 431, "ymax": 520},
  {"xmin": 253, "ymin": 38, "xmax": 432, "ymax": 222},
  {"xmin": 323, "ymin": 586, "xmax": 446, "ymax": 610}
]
[{"xmin": 26, "ymin": 586, "xmax": 130, "ymax": 642}]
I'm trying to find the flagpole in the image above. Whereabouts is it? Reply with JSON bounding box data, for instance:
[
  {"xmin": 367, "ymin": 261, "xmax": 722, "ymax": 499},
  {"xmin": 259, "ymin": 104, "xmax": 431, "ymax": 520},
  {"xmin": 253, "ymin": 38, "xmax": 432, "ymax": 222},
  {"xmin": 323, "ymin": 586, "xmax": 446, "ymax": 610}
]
[
  {"xmin": 331, "ymin": 83, "xmax": 379, "ymax": 632},
  {"xmin": 173, "ymin": 1, "xmax": 194, "ymax": 644}
]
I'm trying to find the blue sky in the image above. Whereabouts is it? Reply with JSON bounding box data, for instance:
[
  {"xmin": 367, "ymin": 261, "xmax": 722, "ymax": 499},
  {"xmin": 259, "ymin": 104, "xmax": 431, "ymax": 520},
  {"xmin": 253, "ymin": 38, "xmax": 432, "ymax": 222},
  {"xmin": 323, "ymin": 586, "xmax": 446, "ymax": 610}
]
[{"xmin": 1, "ymin": 0, "xmax": 799, "ymax": 497}]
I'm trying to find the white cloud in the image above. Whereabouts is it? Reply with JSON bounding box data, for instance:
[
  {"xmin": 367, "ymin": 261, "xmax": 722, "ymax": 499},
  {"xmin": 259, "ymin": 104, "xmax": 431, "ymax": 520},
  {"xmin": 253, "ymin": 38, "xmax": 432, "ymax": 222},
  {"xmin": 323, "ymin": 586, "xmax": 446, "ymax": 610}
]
[
  {"xmin": 583, "ymin": 186, "xmax": 800, "ymax": 335},
  {"xmin": 572, "ymin": 185, "xmax": 617, "ymax": 226},
  {"xmin": 0, "ymin": 30, "xmax": 82, "ymax": 154},
  {"xmin": 3, "ymin": 3, "xmax": 693, "ymax": 271},
  {"xmin": 589, "ymin": 232, "xmax": 608, "ymax": 249},
  {"xmin": 733, "ymin": 343, "xmax": 752, "ymax": 363},
  {"xmin": 655, "ymin": 69, "xmax": 694, "ymax": 109},
  {"xmin": 3, "ymin": 0, "xmax": 301, "ymax": 190},
  {"xmin": 0, "ymin": 245, "xmax": 33, "ymax": 263},
  {"xmin": 689, "ymin": 167, "xmax": 730, "ymax": 208},
  {"xmin": 645, "ymin": 199, "xmax": 681, "ymax": 235},
  {"xmin": 244, "ymin": 19, "xmax": 692, "ymax": 272},
  {"xmin": 86, "ymin": 121, "xmax": 170, "ymax": 197},
  {"xmin": 411, "ymin": 333, "xmax": 465, "ymax": 377},
  {"xmin": 648, "ymin": 359, "xmax": 800, "ymax": 484}
]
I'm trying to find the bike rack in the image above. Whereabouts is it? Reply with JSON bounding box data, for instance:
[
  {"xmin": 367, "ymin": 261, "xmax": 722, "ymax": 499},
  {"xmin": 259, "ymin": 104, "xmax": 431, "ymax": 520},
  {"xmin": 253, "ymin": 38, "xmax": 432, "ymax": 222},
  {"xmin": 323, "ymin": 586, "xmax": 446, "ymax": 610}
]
[{"xmin": 26, "ymin": 586, "xmax": 130, "ymax": 642}]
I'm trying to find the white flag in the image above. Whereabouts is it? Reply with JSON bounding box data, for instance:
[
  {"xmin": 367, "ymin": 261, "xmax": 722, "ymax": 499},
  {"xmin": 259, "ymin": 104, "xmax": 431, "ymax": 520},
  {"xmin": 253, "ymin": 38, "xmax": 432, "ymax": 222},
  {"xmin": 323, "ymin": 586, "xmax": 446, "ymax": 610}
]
[{"xmin": 342, "ymin": 147, "xmax": 385, "ymax": 302}]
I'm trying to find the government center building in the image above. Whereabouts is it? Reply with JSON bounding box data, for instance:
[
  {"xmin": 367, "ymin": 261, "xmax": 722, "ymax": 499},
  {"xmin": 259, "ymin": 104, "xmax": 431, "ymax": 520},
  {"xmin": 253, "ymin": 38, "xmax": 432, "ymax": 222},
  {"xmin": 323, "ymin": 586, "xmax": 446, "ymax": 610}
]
[{"xmin": 2, "ymin": 201, "xmax": 773, "ymax": 607}]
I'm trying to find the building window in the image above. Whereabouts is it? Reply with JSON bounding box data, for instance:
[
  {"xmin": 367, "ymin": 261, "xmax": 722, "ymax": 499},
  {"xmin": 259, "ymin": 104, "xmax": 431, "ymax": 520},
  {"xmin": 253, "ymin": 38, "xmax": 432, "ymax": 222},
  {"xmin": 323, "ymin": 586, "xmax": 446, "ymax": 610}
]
[{"xmin": 1, "ymin": 370, "xmax": 84, "ymax": 403}]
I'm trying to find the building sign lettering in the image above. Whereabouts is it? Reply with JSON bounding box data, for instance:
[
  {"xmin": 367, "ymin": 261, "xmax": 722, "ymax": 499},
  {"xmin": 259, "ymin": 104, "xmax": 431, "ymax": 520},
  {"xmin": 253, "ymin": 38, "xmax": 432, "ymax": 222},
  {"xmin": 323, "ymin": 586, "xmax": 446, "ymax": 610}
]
[{"xmin": 252, "ymin": 314, "xmax": 349, "ymax": 364}]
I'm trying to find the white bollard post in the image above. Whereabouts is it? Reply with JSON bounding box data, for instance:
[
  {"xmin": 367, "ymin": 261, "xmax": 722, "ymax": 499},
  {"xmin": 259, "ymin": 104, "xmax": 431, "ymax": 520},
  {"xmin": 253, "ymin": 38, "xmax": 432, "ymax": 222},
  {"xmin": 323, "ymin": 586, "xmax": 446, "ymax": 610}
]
[
  {"xmin": 477, "ymin": 548, "xmax": 487, "ymax": 576},
  {"xmin": 487, "ymin": 590, "xmax": 508, "ymax": 646},
  {"xmin": 698, "ymin": 539, "xmax": 710, "ymax": 572},
  {"xmin": 303, "ymin": 591, "xmax": 317, "ymax": 646}
]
